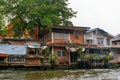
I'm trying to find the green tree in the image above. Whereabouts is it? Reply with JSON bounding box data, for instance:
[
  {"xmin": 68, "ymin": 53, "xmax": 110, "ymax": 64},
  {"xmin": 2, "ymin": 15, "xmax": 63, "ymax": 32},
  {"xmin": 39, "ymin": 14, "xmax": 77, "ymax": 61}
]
[
  {"xmin": 1, "ymin": 27, "xmax": 9, "ymax": 37},
  {"xmin": 0, "ymin": 5, "xmax": 4, "ymax": 35},
  {"xmin": 0, "ymin": 0, "xmax": 76, "ymax": 38},
  {"xmin": 50, "ymin": 53, "xmax": 57, "ymax": 63},
  {"xmin": 0, "ymin": 13, "xmax": 3, "ymax": 35},
  {"xmin": 78, "ymin": 47, "xmax": 85, "ymax": 60}
]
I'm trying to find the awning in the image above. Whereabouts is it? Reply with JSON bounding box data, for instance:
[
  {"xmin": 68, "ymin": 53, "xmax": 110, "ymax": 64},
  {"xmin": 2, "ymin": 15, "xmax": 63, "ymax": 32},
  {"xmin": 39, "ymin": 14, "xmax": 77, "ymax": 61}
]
[
  {"xmin": 28, "ymin": 45, "xmax": 48, "ymax": 50},
  {"xmin": 25, "ymin": 42, "xmax": 40, "ymax": 46},
  {"xmin": 0, "ymin": 53, "xmax": 8, "ymax": 57},
  {"xmin": 66, "ymin": 46, "xmax": 85, "ymax": 52},
  {"xmin": 69, "ymin": 47, "xmax": 79, "ymax": 52},
  {"xmin": 66, "ymin": 46, "xmax": 79, "ymax": 52}
]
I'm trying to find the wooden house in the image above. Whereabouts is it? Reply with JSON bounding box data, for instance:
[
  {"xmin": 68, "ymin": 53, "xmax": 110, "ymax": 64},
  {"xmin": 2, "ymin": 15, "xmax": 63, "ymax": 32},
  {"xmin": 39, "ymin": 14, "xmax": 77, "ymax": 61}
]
[
  {"xmin": 110, "ymin": 34, "xmax": 120, "ymax": 64},
  {"xmin": 1, "ymin": 38, "xmax": 50, "ymax": 67},
  {"xmin": 41, "ymin": 26, "xmax": 90, "ymax": 66},
  {"xmin": 0, "ymin": 38, "xmax": 51, "ymax": 67},
  {"xmin": 111, "ymin": 34, "xmax": 120, "ymax": 46},
  {"xmin": 0, "ymin": 44, "xmax": 26, "ymax": 66},
  {"xmin": 25, "ymin": 42, "xmax": 49, "ymax": 67}
]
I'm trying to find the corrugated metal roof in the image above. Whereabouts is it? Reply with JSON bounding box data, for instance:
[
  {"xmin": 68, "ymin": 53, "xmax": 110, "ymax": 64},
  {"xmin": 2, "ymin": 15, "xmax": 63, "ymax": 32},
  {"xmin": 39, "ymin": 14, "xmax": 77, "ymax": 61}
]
[
  {"xmin": 28, "ymin": 45, "xmax": 47, "ymax": 50},
  {"xmin": 0, "ymin": 44, "xmax": 27, "ymax": 55},
  {"xmin": 24, "ymin": 42, "xmax": 40, "ymax": 46}
]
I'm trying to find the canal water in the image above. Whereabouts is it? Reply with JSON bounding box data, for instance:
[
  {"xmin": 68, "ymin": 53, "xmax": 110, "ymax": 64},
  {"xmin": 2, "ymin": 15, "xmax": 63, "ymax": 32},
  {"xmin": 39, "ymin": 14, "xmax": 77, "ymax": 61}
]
[{"xmin": 0, "ymin": 69, "xmax": 120, "ymax": 80}]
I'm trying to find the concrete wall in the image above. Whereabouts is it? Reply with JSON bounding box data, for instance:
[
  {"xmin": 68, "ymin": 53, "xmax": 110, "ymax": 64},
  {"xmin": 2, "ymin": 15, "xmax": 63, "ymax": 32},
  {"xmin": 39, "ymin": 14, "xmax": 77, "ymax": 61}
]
[{"xmin": 84, "ymin": 31, "xmax": 112, "ymax": 46}]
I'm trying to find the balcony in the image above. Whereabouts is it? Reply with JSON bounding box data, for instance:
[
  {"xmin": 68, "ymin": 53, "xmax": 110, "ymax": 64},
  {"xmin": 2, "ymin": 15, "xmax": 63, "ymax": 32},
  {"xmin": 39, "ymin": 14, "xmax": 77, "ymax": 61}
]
[{"xmin": 27, "ymin": 54, "xmax": 40, "ymax": 58}]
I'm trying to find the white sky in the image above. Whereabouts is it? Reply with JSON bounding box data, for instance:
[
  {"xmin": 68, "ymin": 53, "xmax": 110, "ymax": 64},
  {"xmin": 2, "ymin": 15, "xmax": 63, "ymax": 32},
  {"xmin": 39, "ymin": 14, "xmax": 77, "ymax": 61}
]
[{"xmin": 68, "ymin": 0, "xmax": 120, "ymax": 36}]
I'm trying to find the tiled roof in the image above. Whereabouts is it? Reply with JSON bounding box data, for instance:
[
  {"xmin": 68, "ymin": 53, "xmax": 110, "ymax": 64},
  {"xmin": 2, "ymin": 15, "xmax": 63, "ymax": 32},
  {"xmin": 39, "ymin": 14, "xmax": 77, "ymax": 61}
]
[
  {"xmin": 111, "ymin": 34, "xmax": 120, "ymax": 42},
  {"xmin": 86, "ymin": 28, "xmax": 113, "ymax": 38}
]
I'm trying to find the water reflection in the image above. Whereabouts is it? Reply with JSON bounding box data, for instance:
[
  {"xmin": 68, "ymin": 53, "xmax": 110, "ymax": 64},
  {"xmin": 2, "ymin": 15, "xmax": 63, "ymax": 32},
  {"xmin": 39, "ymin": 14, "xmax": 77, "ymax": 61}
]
[{"xmin": 0, "ymin": 69, "xmax": 120, "ymax": 80}]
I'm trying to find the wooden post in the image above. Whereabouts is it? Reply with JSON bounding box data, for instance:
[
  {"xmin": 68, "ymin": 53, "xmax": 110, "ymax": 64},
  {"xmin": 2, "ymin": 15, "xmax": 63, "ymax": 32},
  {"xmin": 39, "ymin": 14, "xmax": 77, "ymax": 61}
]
[
  {"xmin": 8, "ymin": 24, "xmax": 13, "ymax": 38},
  {"xmin": 34, "ymin": 25, "xmax": 39, "ymax": 40}
]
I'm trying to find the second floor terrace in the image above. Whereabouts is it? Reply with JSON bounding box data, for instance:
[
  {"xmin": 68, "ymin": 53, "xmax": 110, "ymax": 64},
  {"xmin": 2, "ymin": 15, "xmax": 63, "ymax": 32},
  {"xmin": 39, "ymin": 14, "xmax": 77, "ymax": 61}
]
[{"xmin": 41, "ymin": 26, "xmax": 90, "ymax": 46}]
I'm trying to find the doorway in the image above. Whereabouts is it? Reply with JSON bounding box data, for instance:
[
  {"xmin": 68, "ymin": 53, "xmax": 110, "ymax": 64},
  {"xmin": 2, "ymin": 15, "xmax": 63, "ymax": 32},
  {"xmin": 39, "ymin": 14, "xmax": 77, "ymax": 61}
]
[{"xmin": 70, "ymin": 52, "xmax": 77, "ymax": 63}]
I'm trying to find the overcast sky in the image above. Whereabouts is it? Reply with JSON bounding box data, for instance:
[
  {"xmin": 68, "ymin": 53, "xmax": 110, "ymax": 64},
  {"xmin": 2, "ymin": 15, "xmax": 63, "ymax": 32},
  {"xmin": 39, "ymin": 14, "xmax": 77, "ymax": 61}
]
[{"xmin": 68, "ymin": 0, "xmax": 120, "ymax": 36}]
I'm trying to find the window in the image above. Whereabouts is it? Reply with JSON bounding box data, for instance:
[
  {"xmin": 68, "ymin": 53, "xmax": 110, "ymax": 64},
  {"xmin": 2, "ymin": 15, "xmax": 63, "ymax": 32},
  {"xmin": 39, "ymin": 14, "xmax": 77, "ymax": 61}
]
[
  {"xmin": 57, "ymin": 50, "xmax": 66, "ymax": 57},
  {"xmin": 63, "ymin": 34, "xmax": 69, "ymax": 39},
  {"xmin": 97, "ymin": 38, "xmax": 104, "ymax": 44},
  {"xmin": 8, "ymin": 56, "xmax": 25, "ymax": 62},
  {"xmin": 54, "ymin": 33, "xmax": 61, "ymax": 38},
  {"xmin": 73, "ymin": 31, "xmax": 80, "ymax": 38},
  {"xmin": 86, "ymin": 40, "xmax": 93, "ymax": 44},
  {"xmin": 62, "ymin": 50, "xmax": 66, "ymax": 56},
  {"xmin": 93, "ymin": 31, "xmax": 96, "ymax": 35},
  {"xmin": 57, "ymin": 51, "xmax": 61, "ymax": 56},
  {"xmin": 106, "ymin": 39, "xmax": 110, "ymax": 45},
  {"xmin": 54, "ymin": 33, "xmax": 69, "ymax": 39},
  {"xmin": 114, "ymin": 42, "xmax": 117, "ymax": 45},
  {"xmin": 0, "ymin": 57, "xmax": 5, "ymax": 63}
]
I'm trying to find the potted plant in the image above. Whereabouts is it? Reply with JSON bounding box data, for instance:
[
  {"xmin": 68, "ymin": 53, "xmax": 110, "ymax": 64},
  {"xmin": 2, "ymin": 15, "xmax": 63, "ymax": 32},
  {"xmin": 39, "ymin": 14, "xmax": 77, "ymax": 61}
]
[{"xmin": 49, "ymin": 54, "xmax": 57, "ymax": 64}]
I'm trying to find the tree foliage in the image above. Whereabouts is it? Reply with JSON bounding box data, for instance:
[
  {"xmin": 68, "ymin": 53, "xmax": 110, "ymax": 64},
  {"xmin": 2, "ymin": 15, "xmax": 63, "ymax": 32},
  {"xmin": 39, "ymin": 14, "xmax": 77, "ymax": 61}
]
[
  {"xmin": 0, "ymin": 5, "xmax": 4, "ymax": 35},
  {"xmin": 0, "ymin": 0, "xmax": 76, "ymax": 37},
  {"xmin": 77, "ymin": 47, "xmax": 85, "ymax": 60},
  {"xmin": 0, "ymin": 13, "xmax": 3, "ymax": 35}
]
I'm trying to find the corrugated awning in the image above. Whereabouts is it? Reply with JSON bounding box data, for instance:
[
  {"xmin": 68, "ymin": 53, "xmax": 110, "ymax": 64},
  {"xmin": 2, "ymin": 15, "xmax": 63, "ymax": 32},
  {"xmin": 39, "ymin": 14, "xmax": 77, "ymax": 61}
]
[
  {"xmin": 69, "ymin": 47, "xmax": 79, "ymax": 52},
  {"xmin": 66, "ymin": 46, "xmax": 79, "ymax": 52},
  {"xmin": 28, "ymin": 45, "xmax": 48, "ymax": 50},
  {"xmin": 25, "ymin": 42, "xmax": 40, "ymax": 46},
  {"xmin": 66, "ymin": 46, "xmax": 85, "ymax": 52}
]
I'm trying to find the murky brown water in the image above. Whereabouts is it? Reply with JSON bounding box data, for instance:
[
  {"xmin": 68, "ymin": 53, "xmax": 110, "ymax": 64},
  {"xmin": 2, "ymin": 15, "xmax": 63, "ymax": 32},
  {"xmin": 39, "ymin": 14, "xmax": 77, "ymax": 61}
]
[{"xmin": 0, "ymin": 69, "xmax": 120, "ymax": 80}]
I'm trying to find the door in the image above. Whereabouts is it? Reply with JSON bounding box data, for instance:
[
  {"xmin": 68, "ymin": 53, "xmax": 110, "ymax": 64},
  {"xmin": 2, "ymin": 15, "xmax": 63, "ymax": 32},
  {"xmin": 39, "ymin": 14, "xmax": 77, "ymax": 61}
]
[
  {"xmin": 70, "ymin": 52, "xmax": 78, "ymax": 63},
  {"xmin": 70, "ymin": 52, "xmax": 75, "ymax": 63}
]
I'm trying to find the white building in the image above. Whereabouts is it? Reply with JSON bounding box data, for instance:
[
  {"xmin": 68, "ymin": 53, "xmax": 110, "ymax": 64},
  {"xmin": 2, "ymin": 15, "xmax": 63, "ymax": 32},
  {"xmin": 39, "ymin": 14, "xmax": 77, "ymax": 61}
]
[{"xmin": 84, "ymin": 28, "xmax": 113, "ymax": 47}]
